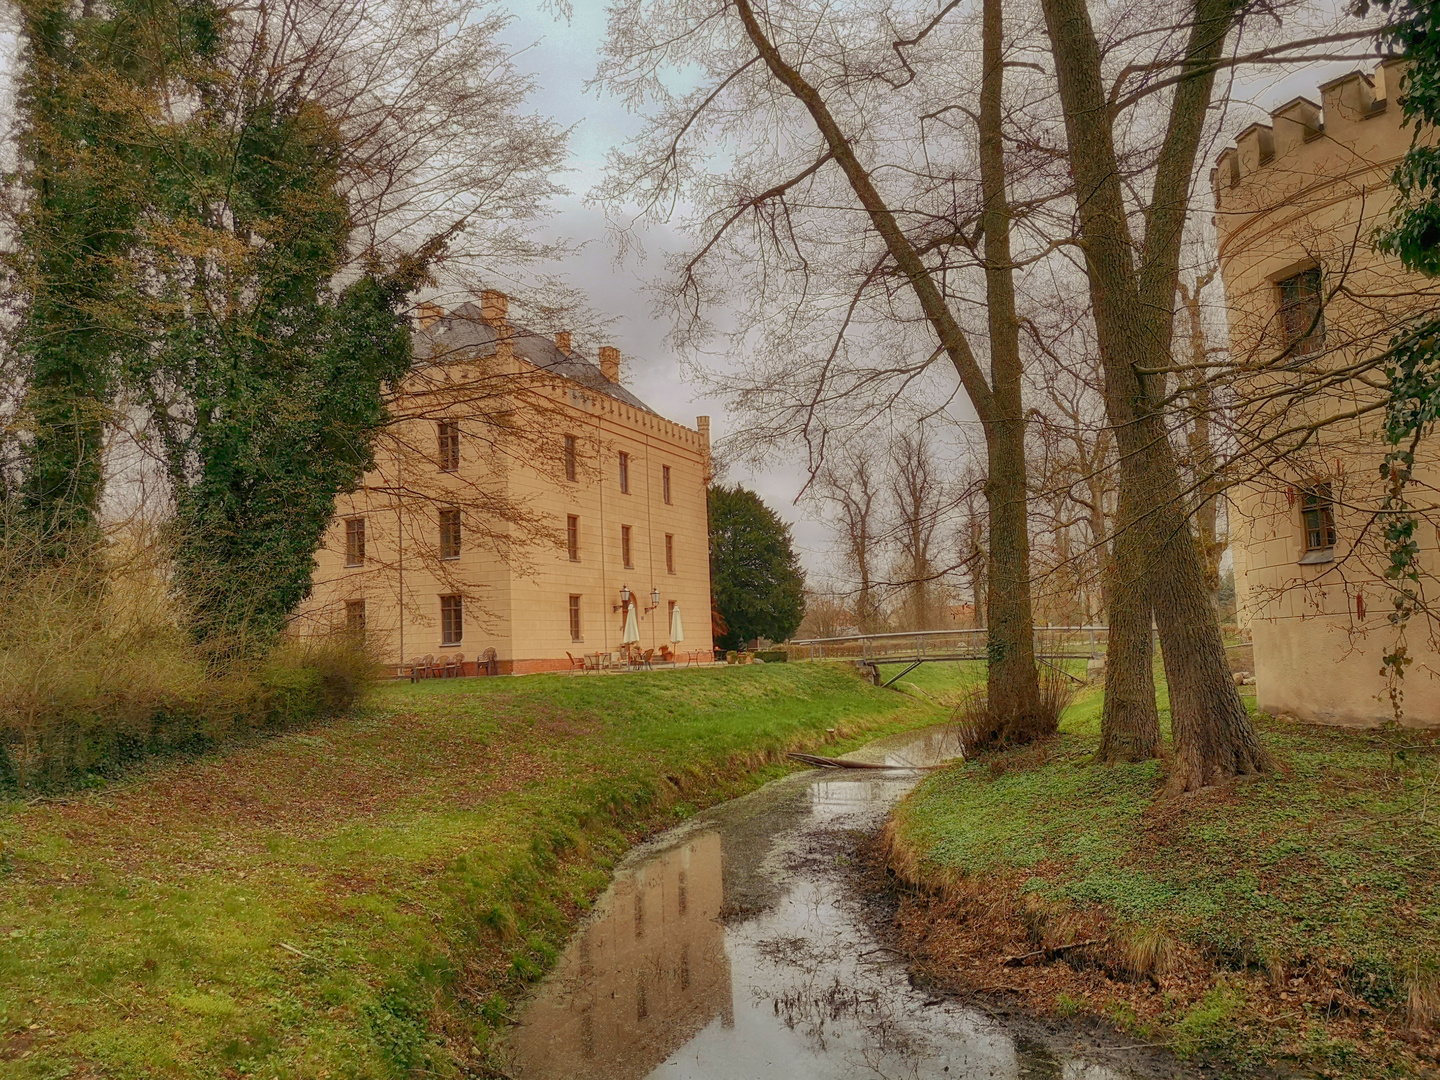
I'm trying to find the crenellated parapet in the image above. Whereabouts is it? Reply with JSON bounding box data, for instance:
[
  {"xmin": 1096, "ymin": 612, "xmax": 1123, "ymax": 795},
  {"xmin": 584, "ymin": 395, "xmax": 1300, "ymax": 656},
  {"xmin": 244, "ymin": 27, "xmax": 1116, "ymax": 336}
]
[{"xmin": 1211, "ymin": 59, "xmax": 1418, "ymax": 233}]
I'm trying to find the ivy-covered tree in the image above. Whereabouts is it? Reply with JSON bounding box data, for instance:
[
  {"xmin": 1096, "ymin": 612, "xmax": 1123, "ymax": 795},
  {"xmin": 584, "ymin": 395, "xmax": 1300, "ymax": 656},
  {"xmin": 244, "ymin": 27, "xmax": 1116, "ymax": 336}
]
[
  {"xmin": 1374, "ymin": 2, "xmax": 1440, "ymax": 275},
  {"xmin": 708, "ymin": 484, "xmax": 806, "ymax": 650},
  {"xmin": 5, "ymin": 0, "xmax": 568, "ymax": 653},
  {"xmin": 5, "ymin": 0, "xmax": 224, "ymax": 557},
  {"xmin": 135, "ymin": 78, "xmax": 418, "ymax": 652}
]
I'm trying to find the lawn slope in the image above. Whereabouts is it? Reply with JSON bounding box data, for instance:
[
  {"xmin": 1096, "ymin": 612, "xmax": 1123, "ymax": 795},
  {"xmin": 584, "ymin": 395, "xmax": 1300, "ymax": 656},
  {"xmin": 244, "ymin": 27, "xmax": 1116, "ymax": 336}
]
[
  {"xmin": 888, "ymin": 688, "xmax": 1440, "ymax": 1079},
  {"xmin": 1, "ymin": 662, "xmax": 945, "ymax": 1079}
]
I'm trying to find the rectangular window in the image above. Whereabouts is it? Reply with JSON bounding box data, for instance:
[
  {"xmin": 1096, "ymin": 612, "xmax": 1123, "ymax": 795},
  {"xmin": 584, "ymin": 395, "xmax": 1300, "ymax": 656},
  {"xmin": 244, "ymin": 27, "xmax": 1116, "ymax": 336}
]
[
  {"xmin": 665, "ymin": 533, "xmax": 675, "ymax": 574},
  {"xmin": 567, "ymin": 515, "xmax": 580, "ymax": 561},
  {"xmin": 438, "ymin": 419, "xmax": 460, "ymax": 471},
  {"xmin": 1301, "ymin": 483, "xmax": 1337, "ymax": 551},
  {"xmin": 345, "ymin": 518, "xmax": 365, "ymax": 566},
  {"xmin": 345, "ymin": 599, "xmax": 366, "ymax": 636},
  {"xmin": 439, "ymin": 508, "xmax": 461, "ymax": 560},
  {"xmin": 569, "ymin": 595, "xmax": 582, "ymax": 641},
  {"xmin": 441, "ymin": 594, "xmax": 463, "ymax": 645},
  {"xmin": 619, "ymin": 451, "xmax": 630, "ymax": 494},
  {"xmin": 1279, "ymin": 268, "xmax": 1325, "ymax": 356},
  {"xmin": 622, "ymin": 524, "xmax": 633, "ymax": 568},
  {"xmin": 662, "ymin": 465, "xmax": 671, "ymax": 504},
  {"xmin": 564, "ymin": 434, "xmax": 578, "ymax": 482}
]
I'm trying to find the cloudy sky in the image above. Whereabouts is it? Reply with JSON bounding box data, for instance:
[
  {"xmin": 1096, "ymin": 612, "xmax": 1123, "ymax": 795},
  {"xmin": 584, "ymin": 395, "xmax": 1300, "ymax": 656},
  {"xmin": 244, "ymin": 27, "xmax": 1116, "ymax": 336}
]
[{"xmin": 495, "ymin": 1, "xmax": 1375, "ymax": 579}]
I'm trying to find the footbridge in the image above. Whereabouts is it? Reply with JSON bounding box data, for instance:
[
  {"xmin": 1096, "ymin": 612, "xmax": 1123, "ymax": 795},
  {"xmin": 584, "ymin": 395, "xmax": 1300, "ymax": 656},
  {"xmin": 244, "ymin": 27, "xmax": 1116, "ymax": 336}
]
[{"xmin": 789, "ymin": 627, "xmax": 1110, "ymax": 688}]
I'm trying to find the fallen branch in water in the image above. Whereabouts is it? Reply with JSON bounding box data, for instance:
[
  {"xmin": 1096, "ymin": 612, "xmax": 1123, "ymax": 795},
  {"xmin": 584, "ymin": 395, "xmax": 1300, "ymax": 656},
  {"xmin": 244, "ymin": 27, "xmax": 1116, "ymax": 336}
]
[{"xmin": 787, "ymin": 752, "xmax": 923, "ymax": 770}]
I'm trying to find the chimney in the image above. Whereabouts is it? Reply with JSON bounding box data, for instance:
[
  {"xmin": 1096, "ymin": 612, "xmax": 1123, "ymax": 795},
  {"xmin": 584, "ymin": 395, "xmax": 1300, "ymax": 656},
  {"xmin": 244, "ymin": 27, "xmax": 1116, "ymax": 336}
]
[
  {"xmin": 415, "ymin": 301, "xmax": 443, "ymax": 330},
  {"xmin": 599, "ymin": 346, "xmax": 621, "ymax": 383},
  {"xmin": 555, "ymin": 331, "xmax": 572, "ymax": 356},
  {"xmin": 480, "ymin": 289, "xmax": 508, "ymax": 328}
]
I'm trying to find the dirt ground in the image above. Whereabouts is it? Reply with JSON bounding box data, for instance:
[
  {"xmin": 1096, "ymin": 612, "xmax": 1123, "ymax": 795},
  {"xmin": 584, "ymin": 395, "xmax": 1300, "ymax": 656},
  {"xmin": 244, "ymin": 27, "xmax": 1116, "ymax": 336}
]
[{"xmin": 849, "ymin": 833, "xmax": 1279, "ymax": 1080}]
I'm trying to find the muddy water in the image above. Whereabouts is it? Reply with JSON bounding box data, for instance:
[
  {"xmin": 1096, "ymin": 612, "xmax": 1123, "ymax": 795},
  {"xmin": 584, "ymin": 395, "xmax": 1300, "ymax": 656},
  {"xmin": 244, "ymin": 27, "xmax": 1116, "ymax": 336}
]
[{"xmin": 505, "ymin": 726, "xmax": 1156, "ymax": 1080}]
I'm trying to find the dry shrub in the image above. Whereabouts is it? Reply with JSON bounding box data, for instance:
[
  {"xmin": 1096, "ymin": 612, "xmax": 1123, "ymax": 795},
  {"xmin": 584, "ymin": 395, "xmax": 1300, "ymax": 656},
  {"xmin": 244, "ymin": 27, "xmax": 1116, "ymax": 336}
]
[
  {"xmin": 1020, "ymin": 895, "xmax": 1095, "ymax": 951},
  {"xmin": 953, "ymin": 666, "xmax": 1078, "ymax": 755},
  {"xmin": 1407, "ymin": 972, "xmax": 1440, "ymax": 1030},
  {"xmin": 1124, "ymin": 925, "xmax": 1177, "ymax": 979},
  {"xmin": 0, "ymin": 525, "xmax": 377, "ymax": 791}
]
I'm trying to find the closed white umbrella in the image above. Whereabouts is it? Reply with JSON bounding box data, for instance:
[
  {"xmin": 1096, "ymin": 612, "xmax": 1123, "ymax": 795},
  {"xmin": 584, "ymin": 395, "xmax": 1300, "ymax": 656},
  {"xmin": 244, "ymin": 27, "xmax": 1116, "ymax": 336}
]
[
  {"xmin": 670, "ymin": 603, "xmax": 684, "ymax": 644},
  {"xmin": 621, "ymin": 602, "xmax": 640, "ymax": 645}
]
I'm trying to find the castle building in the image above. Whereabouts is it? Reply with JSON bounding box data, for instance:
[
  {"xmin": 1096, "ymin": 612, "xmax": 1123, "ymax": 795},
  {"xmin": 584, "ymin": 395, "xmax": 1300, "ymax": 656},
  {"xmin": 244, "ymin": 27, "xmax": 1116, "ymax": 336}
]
[
  {"xmin": 294, "ymin": 290, "xmax": 716, "ymax": 674},
  {"xmin": 1214, "ymin": 60, "xmax": 1440, "ymax": 726},
  {"xmin": 507, "ymin": 831, "xmax": 731, "ymax": 1078}
]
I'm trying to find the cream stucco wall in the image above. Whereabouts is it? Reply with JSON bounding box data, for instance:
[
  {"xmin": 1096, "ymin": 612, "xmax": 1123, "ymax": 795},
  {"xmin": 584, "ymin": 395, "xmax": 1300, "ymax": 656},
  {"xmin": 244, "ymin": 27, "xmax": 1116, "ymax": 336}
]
[
  {"xmin": 1215, "ymin": 60, "xmax": 1440, "ymax": 727},
  {"xmin": 293, "ymin": 306, "xmax": 715, "ymax": 673}
]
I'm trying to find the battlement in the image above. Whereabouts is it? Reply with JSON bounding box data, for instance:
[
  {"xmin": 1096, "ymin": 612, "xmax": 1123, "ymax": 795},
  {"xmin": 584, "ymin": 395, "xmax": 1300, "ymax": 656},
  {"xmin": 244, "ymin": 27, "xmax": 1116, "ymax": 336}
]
[{"xmin": 1212, "ymin": 59, "xmax": 1414, "ymax": 213}]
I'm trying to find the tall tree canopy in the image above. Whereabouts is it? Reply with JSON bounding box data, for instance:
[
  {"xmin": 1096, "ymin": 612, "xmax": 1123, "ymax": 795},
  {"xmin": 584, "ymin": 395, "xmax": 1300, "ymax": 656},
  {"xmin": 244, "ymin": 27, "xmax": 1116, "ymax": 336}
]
[
  {"xmin": 5, "ymin": 0, "xmax": 224, "ymax": 555},
  {"xmin": 2, "ymin": 0, "xmax": 568, "ymax": 651},
  {"xmin": 708, "ymin": 484, "xmax": 806, "ymax": 650}
]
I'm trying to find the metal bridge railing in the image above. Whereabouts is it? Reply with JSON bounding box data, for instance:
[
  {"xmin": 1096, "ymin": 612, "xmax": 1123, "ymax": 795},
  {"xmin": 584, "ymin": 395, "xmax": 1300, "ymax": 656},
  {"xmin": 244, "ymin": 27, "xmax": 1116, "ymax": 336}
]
[{"xmin": 789, "ymin": 626, "xmax": 1111, "ymax": 663}]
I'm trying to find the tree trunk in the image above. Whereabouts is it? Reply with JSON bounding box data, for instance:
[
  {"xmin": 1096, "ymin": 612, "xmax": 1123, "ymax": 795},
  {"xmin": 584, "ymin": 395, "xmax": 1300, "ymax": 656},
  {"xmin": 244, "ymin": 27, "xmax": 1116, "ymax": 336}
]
[
  {"xmin": 732, "ymin": 0, "xmax": 1039, "ymax": 725},
  {"xmin": 1040, "ymin": 0, "xmax": 1269, "ymax": 790},
  {"xmin": 979, "ymin": 0, "xmax": 1042, "ymax": 728},
  {"xmin": 1181, "ymin": 279, "xmax": 1225, "ymax": 615},
  {"xmin": 985, "ymin": 436, "xmax": 1041, "ymax": 723},
  {"xmin": 1131, "ymin": 437, "xmax": 1267, "ymax": 787},
  {"xmin": 1097, "ymin": 484, "xmax": 1160, "ymax": 762}
]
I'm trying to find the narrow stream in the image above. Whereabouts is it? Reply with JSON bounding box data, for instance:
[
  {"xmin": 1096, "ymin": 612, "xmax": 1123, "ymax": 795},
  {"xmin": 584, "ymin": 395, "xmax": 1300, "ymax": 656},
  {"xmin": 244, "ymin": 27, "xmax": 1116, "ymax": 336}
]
[{"xmin": 505, "ymin": 726, "xmax": 1173, "ymax": 1079}]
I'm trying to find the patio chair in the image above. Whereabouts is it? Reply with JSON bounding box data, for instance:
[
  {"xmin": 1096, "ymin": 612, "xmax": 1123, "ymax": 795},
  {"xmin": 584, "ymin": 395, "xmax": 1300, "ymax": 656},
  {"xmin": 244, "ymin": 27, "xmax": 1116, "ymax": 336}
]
[
  {"xmin": 449, "ymin": 652, "xmax": 464, "ymax": 677},
  {"xmin": 407, "ymin": 657, "xmax": 423, "ymax": 682},
  {"xmin": 481, "ymin": 648, "xmax": 498, "ymax": 677},
  {"xmin": 422, "ymin": 654, "xmax": 435, "ymax": 679},
  {"xmin": 641, "ymin": 648, "xmax": 655, "ymax": 670},
  {"xmin": 566, "ymin": 651, "xmax": 586, "ymax": 673},
  {"xmin": 435, "ymin": 654, "xmax": 450, "ymax": 679}
]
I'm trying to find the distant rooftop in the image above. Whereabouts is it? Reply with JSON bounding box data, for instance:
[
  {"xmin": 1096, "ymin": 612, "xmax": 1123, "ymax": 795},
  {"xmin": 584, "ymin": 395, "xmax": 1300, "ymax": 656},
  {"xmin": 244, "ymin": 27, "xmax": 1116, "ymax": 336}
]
[{"xmin": 414, "ymin": 299, "xmax": 656, "ymax": 415}]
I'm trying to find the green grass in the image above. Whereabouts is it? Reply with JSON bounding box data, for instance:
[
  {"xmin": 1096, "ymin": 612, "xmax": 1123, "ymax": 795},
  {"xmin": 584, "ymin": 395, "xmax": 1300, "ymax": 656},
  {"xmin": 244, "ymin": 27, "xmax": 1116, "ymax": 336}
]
[
  {"xmin": 872, "ymin": 659, "xmax": 987, "ymax": 702},
  {"xmin": 0, "ymin": 662, "xmax": 956, "ymax": 1079},
  {"xmin": 892, "ymin": 676, "xmax": 1440, "ymax": 1077}
]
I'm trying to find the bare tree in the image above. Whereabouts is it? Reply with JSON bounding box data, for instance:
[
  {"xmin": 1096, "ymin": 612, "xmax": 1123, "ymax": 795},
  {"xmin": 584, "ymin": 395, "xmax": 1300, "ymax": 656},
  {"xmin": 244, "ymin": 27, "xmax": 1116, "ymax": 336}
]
[
  {"xmin": 1039, "ymin": 0, "xmax": 1273, "ymax": 789},
  {"xmin": 810, "ymin": 440, "xmax": 887, "ymax": 632},
  {"xmin": 596, "ymin": 0, "xmax": 1047, "ymax": 730},
  {"xmin": 796, "ymin": 585, "xmax": 852, "ymax": 638},
  {"xmin": 888, "ymin": 430, "xmax": 946, "ymax": 631}
]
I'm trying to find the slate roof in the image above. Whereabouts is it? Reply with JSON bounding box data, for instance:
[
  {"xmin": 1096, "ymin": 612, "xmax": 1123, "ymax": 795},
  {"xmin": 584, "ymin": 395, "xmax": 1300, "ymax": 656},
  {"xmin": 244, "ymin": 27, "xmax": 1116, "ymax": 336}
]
[{"xmin": 415, "ymin": 302, "xmax": 656, "ymax": 414}]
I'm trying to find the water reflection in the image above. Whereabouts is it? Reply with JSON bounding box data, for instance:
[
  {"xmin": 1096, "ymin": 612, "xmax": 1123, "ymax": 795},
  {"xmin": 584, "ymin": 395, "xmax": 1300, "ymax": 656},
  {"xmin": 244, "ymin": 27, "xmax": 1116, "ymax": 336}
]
[
  {"xmin": 807, "ymin": 776, "xmax": 916, "ymax": 823},
  {"xmin": 508, "ymin": 728, "xmax": 1165, "ymax": 1080},
  {"xmin": 508, "ymin": 832, "xmax": 732, "ymax": 1080}
]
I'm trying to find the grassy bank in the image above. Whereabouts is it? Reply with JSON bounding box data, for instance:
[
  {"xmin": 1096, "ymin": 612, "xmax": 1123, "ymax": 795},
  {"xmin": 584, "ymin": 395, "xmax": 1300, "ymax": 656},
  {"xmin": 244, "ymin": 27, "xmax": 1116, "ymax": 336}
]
[
  {"xmin": 0, "ymin": 662, "xmax": 948, "ymax": 1079},
  {"xmin": 888, "ymin": 683, "xmax": 1440, "ymax": 1078}
]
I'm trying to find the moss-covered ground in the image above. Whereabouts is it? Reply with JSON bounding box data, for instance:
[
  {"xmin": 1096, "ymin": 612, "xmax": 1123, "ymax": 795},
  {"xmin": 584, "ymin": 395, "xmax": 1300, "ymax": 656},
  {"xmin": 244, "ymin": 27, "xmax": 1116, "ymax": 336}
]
[
  {"xmin": 889, "ymin": 677, "xmax": 1440, "ymax": 1078},
  {"xmin": 0, "ymin": 662, "xmax": 953, "ymax": 1079}
]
